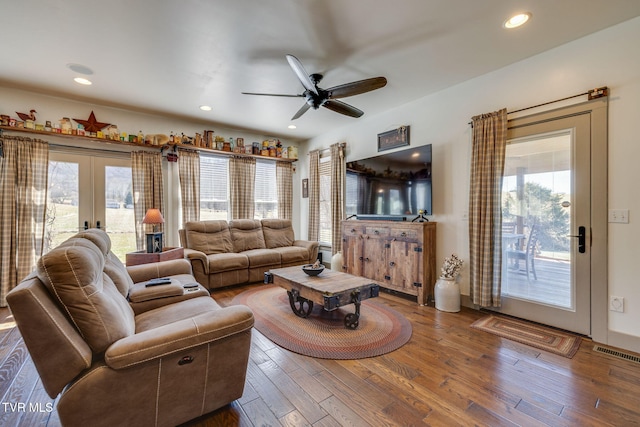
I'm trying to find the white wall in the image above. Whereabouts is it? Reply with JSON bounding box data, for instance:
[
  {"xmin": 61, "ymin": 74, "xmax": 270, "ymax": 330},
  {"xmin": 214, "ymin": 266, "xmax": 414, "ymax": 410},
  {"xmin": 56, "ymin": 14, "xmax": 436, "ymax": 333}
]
[
  {"xmin": 0, "ymin": 87, "xmax": 301, "ymax": 246},
  {"xmin": 299, "ymin": 17, "xmax": 640, "ymax": 352}
]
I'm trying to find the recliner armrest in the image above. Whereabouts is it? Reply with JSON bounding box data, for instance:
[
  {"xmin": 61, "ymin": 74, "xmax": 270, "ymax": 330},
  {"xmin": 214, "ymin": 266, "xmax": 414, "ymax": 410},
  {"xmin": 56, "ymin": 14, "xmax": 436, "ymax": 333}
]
[
  {"xmin": 183, "ymin": 248, "xmax": 209, "ymax": 273},
  {"xmin": 293, "ymin": 240, "xmax": 318, "ymax": 251},
  {"xmin": 126, "ymin": 259, "xmax": 192, "ymax": 283},
  {"xmin": 293, "ymin": 240, "xmax": 320, "ymax": 261},
  {"xmin": 104, "ymin": 305, "xmax": 254, "ymax": 369}
]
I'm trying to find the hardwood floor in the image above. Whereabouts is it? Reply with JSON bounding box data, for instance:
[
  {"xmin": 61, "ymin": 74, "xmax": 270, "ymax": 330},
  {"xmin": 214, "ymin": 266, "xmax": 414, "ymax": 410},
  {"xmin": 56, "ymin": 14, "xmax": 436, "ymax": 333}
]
[{"xmin": 2, "ymin": 284, "xmax": 640, "ymax": 426}]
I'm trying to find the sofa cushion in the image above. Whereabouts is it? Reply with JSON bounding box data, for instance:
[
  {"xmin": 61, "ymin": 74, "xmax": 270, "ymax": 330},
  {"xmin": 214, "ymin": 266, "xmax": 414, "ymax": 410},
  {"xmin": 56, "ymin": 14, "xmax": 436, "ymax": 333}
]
[
  {"xmin": 185, "ymin": 220, "xmax": 233, "ymax": 255},
  {"xmin": 261, "ymin": 219, "xmax": 295, "ymax": 249},
  {"xmin": 71, "ymin": 229, "xmax": 133, "ymax": 297},
  {"xmin": 230, "ymin": 219, "xmax": 266, "ymax": 252},
  {"xmin": 36, "ymin": 238, "xmax": 135, "ymax": 353},
  {"xmin": 208, "ymin": 252, "xmax": 249, "ymax": 273},
  {"xmin": 104, "ymin": 251, "xmax": 135, "ymax": 297},
  {"xmin": 270, "ymin": 246, "xmax": 309, "ymax": 265},
  {"xmin": 242, "ymin": 248, "xmax": 281, "ymax": 267}
]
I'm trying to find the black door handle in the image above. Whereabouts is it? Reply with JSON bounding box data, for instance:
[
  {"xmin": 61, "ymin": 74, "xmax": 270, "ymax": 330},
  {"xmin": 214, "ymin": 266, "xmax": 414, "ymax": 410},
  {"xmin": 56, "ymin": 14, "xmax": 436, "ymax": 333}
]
[
  {"xmin": 96, "ymin": 221, "xmax": 101, "ymax": 230},
  {"xmin": 568, "ymin": 226, "xmax": 586, "ymax": 253},
  {"xmin": 84, "ymin": 220, "xmax": 89, "ymax": 230}
]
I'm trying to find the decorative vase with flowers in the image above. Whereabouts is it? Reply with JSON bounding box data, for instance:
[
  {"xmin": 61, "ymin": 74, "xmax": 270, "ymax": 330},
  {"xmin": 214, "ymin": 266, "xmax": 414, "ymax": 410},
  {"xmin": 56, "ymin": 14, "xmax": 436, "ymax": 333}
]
[{"xmin": 435, "ymin": 254, "xmax": 464, "ymax": 312}]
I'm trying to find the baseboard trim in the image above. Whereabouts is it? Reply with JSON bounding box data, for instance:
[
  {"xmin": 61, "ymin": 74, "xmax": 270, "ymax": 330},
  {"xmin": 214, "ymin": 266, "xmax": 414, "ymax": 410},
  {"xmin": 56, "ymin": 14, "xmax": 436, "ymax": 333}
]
[
  {"xmin": 605, "ymin": 330, "xmax": 640, "ymax": 354},
  {"xmin": 461, "ymin": 294, "xmax": 475, "ymax": 309}
]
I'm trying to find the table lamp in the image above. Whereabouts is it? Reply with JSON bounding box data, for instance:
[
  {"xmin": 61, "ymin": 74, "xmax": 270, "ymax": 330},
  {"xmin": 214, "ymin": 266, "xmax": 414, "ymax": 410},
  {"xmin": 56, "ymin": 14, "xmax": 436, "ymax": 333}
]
[{"xmin": 142, "ymin": 208, "xmax": 164, "ymax": 253}]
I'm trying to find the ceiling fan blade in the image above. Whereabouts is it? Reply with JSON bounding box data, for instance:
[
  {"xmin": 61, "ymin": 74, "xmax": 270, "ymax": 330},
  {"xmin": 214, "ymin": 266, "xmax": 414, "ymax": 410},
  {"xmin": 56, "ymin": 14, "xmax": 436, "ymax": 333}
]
[
  {"xmin": 326, "ymin": 77, "xmax": 387, "ymax": 99},
  {"xmin": 291, "ymin": 103, "xmax": 311, "ymax": 120},
  {"xmin": 286, "ymin": 54, "xmax": 319, "ymax": 95},
  {"xmin": 241, "ymin": 92, "xmax": 302, "ymax": 98},
  {"xmin": 322, "ymin": 100, "xmax": 364, "ymax": 118}
]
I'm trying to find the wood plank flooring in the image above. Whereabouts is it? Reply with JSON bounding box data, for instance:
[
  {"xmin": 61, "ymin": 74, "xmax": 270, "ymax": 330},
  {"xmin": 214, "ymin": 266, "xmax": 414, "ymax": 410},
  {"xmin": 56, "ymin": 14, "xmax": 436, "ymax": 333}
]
[{"xmin": 1, "ymin": 284, "xmax": 640, "ymax": 426}]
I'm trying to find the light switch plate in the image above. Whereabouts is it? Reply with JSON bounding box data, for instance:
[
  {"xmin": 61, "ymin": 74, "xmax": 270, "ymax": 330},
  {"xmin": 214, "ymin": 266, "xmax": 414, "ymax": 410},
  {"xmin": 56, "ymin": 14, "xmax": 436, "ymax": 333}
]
[{"xmin": 608, "ymin": 209, "xmax": 629, "ymax": 223}]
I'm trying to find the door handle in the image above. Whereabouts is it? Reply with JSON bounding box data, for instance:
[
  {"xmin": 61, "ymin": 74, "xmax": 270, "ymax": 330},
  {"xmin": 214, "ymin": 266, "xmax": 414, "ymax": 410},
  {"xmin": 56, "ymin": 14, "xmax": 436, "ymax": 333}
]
[
  {"xmin": 84, "ymin": 220, "xmax": 89, "ymax": 230},
  {"xmin": 96, "ymin": 221, "xmax": 101, "ymax": 230},
  {"xmin": 568, "ymin": 226, "xmax": 586, "ymax": 253}
]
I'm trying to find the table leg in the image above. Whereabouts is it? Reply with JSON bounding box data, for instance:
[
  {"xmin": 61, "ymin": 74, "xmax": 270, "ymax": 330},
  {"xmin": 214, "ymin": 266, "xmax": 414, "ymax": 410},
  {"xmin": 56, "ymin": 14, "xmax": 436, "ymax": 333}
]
[
  {"xmin": 344, "ymin": 290, "xmax": 361, "ymax": 329},
  {"xmin": 287, "ymin": 289, "xmax": 314, "ymax": 318}
]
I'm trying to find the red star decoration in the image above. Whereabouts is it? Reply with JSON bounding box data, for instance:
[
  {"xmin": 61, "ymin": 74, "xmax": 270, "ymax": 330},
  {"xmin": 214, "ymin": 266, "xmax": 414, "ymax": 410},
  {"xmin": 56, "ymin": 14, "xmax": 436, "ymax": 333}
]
[{"xmin": 73, "ymin": 111, "xmax": 111, "ymax": 133}]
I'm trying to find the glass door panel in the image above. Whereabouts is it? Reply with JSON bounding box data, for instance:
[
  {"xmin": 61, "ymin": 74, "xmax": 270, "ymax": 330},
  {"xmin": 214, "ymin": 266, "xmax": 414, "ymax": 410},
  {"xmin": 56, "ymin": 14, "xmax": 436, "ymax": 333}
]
[
  {"xmin": 102, "ymin": 163, "xmax": 137, "ymax": 260},
  {"xmin": 502, "ymin": 131, "xmax": 572, "ymax": 308}
]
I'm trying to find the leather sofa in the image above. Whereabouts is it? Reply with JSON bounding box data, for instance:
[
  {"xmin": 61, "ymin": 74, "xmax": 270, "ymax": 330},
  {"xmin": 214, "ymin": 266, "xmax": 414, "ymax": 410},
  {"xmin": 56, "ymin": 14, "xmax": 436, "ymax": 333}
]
[
  {"xmin": 180, "ymin": 219, "xmax": 319, "ymax": 289},
  {"xmin": 7, "ymin": 229, "xmax": 254, "ymax": 427}
]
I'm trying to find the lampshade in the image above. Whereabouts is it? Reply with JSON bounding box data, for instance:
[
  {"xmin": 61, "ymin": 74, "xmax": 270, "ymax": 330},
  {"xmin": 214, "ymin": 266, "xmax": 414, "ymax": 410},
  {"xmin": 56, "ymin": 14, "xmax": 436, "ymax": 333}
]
[{"xmin": 142, "ymin": 208, "xmax": 164, "ymax": 225}]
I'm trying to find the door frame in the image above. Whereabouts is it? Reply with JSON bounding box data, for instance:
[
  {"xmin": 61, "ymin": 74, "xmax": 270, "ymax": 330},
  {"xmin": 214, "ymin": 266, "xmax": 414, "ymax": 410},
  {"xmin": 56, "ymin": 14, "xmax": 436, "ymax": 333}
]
[{"xmin": 505, "ymin": 98, "xmax": 608, "ymax": 340}]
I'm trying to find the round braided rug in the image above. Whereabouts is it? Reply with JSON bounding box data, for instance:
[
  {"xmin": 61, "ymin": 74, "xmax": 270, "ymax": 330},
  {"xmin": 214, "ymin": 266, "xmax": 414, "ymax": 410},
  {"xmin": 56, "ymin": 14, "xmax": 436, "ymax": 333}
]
[{"xmin": 231, "ymin": 285, "xmax": 412, "ymax": 359}]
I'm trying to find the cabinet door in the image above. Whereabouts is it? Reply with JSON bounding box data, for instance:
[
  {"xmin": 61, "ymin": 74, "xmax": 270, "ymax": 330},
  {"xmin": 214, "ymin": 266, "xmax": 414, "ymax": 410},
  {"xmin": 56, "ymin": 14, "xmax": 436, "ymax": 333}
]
[
  {"xmin": 387, "ymin": 240, "xmax": 422, "ymax": 296},
  {"xmin": 362, "ymin": 235, "xmax": 387, "ymax": 282},
  {"xmin": 342, "ymin": 228, "xmax": 365, "ymax": 276}
]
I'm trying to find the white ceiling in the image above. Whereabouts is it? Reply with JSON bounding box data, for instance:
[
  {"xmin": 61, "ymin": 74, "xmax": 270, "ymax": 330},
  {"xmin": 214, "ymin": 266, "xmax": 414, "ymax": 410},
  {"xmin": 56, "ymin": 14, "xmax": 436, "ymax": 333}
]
[{"xmin": 3, "ymin": 0, "xmax": 640, "ymax": 141}]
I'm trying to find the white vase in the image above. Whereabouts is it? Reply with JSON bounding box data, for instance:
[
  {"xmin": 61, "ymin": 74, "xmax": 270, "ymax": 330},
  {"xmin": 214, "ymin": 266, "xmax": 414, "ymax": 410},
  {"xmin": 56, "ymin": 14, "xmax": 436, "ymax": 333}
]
[
  {"xmin": 330, "ymin": 252, "xmax": 344, "ymax": 271},
  {"xmin": 434, "ymin": 276, "xmax": 460, "ymax": 312}
]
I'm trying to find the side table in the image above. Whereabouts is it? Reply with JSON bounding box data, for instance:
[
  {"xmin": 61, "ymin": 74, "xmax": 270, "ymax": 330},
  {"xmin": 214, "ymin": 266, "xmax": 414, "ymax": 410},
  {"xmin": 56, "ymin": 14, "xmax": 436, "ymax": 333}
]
[{"xmin": 125, "ymin": 247, "xmax": 185, "ymax": 266}]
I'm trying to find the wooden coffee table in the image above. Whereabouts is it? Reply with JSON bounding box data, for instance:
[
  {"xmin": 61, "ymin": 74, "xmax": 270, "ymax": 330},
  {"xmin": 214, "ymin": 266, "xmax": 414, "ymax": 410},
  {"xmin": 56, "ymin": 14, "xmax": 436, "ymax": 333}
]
[{"xmin": 264, "ymin": 266, "xmax": 380, "ymax": 329}]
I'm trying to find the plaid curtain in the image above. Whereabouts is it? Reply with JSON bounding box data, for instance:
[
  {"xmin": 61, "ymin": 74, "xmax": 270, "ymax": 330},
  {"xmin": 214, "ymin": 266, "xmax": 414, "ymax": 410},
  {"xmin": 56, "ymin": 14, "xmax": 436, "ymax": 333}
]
[
  {"xmin": 178, "ymin": 149, "xmax": 200, "ymax": 224},
  {"xmin": 276, "ymin": 161, "xmax": 293, "ymax": 220},
  {"xmin": 308, "ymin": 150, "xmax": 320, "ymax": 241},
  {"xmin": 330, "ymin": 143, "xmax": 346, "ymax": 255},
  {"xmin": 131, "ymin": 151, "xmax": 164, "ymax": 251},
  {"xmin": 229, "ymin": 156, "xmax": 256, "ymax": 219},
  {"xmin": 0, "ymin": 136, "xmax": 49, "ymax": 306},
  {"xmin": 469, "ymin": 108, "xmax": 508, "ymax": 307}
]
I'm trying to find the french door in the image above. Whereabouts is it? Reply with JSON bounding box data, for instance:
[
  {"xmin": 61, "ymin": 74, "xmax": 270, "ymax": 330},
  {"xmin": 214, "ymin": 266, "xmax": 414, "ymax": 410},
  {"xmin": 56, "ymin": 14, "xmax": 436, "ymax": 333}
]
[
  {"xmin": 494, "ymin": 99, "xmax": 607, "ymax": 336},
  {"xmin": 46, "ymin": 152, "xmax": 136, "ymax": 261}
]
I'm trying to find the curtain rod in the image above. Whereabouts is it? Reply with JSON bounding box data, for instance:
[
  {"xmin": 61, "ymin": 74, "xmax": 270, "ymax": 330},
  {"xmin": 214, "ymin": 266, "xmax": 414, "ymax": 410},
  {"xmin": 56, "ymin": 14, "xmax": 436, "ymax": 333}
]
[
  {"xmin": 308, "ymin": 142, "xmax": 346, "ymax": 155},
  {"xmin": 468, "ymin": 87, "xmax": 608, "ymax": 126}
]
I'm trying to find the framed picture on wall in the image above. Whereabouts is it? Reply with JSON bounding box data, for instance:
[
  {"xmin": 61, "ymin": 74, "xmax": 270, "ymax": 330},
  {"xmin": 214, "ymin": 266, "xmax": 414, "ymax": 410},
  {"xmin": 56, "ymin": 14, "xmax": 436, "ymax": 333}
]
[
  {"xmin": 302, "ymin": 178, "xmax": 309, "ymax": 198},
  {"xmin": 378, "ymin": 125, "xmax": 410, "ymax": 152}
]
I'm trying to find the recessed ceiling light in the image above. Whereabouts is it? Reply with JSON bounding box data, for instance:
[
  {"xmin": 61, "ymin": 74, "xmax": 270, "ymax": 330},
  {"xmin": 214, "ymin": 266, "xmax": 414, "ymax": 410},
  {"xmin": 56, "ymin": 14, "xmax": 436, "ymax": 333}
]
[
  {"xmin": 199, "ymin": 105, "xmax": 212, "ymax": 111},
  {"xmin": 288, "ymin": 124, "xmax": 297, "ymax": 129},
  {"xmin": 73, "ymin": 77, "xmax": 92, "ymax": 85},
  {"xmin": 67, "ymin": 63, "xmax": 94, "ymax": 75},
  {"xmin": 504, "ymin": 12, "xmax": 531, "ymax": 29}
]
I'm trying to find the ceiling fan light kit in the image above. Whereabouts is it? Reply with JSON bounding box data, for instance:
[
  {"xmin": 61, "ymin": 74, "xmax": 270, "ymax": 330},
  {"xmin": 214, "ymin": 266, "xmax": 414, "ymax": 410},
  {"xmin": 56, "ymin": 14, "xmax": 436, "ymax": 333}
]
[{"xmin": 243, "ymin": 54, "xmax": 387, "ymax": 120}]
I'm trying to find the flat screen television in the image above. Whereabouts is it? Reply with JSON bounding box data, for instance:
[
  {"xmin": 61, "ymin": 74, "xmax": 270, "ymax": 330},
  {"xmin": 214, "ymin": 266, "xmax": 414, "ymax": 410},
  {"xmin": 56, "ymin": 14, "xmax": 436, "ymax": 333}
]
[{"xmin": 346, "ymin": 144, "xmax": 432, "ymax": 220}]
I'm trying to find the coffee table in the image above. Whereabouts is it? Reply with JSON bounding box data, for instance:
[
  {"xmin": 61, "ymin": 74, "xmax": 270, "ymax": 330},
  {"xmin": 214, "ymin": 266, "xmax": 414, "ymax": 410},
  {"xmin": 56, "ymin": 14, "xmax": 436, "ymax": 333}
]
[{"xmin": 264, "ymin": 266, "xmax": 380, "ymax": 329}]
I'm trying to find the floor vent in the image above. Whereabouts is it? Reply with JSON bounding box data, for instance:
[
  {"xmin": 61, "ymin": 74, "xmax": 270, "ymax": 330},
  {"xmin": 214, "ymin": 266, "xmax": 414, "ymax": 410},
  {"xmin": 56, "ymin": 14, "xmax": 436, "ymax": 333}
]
[{"xmin": 593, "ymin": 345, "xmax": 640, "ymax": 364}]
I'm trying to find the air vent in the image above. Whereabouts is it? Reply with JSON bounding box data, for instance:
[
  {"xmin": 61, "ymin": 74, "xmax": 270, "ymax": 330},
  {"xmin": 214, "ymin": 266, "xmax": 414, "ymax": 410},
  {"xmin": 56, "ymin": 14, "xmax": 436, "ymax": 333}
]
[{"xmin": 593, "ymin": 345, "xmax": 640, "ymax": 364}]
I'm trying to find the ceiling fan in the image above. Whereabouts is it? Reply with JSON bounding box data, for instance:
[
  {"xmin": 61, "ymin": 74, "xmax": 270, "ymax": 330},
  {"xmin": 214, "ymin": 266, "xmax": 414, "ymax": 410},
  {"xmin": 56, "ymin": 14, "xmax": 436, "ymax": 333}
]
[{"xmin": 242, "ymin": 54, "xmax": 387, "ymax": 120}]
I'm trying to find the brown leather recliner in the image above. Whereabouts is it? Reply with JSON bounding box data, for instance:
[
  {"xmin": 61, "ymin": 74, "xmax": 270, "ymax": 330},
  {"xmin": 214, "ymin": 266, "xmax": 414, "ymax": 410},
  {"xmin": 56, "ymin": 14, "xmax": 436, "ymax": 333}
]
[{"xmin": 7, "ymin": 229, "xmax": 254, "ymax": 427}]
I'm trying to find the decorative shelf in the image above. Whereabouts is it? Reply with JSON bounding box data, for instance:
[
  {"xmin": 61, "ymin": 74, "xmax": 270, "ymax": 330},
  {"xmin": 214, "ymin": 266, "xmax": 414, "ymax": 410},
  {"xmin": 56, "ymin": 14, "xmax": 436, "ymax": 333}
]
[{"xmin": 0, "ymin": 126, "xmax": 297, "ymax": 163}]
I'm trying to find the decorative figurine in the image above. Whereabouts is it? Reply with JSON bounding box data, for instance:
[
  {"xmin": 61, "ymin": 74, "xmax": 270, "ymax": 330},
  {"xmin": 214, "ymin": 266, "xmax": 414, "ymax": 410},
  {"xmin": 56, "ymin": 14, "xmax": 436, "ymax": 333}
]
[{"xmin": 16, "ymin": 109, "xmax": 37, "ymax": 122}]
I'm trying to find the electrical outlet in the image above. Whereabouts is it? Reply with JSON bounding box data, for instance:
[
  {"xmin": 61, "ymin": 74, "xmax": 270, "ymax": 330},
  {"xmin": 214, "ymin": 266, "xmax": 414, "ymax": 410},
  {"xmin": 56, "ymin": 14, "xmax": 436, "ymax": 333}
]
[
  {"xmin": 608, "ymin": 209, "xmax": 629, "ymax": 223},
  {"xmin": 610, "ymin": 296, "xmax": 624, "ymax": 313}
]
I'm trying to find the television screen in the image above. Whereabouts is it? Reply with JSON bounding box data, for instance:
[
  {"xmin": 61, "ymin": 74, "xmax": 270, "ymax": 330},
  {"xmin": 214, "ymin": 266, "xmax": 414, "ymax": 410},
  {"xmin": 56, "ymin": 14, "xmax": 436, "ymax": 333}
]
[{"xmin": 346, "ymin": 144, "xmax": 432, "ymax": 219}]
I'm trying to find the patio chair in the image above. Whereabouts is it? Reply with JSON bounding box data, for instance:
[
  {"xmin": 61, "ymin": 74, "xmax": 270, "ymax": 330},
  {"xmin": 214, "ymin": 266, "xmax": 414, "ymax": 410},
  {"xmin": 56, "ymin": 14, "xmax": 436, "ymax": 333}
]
[{"xmin": 506, "ymin": 223, "xmax": 539, "ymax": 281}]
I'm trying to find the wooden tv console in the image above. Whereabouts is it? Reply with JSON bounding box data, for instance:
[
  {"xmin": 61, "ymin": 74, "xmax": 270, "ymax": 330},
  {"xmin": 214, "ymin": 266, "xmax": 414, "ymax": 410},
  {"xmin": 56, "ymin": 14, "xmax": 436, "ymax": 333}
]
[{"xmin": 341, "ymin": 220, "xmax": 436, "ymax": 305}]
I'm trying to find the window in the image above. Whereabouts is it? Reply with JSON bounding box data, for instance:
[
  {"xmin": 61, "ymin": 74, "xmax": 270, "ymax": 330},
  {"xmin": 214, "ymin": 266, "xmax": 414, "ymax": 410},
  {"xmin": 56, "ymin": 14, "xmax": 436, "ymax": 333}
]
[
  {"xmin": 198, "ymin": 155, "xmax": 280, "ymax": 221},
  {"xmin": 255, "ymin": 160, "xmax": 278, "ymax": 219},
  {"xmin": 200, "ymin": 154, "xmax": 229, "ymax": 220},
  {"xmin": 319, "ymin": 155, "xmax": 332, "ymax": 245}
]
